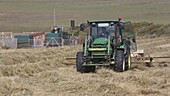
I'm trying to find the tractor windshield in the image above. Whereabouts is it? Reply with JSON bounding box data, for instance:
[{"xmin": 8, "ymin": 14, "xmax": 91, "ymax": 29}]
[{"xmin": 90, "ymin": 23, "xmax": 115, "ymax": 39}]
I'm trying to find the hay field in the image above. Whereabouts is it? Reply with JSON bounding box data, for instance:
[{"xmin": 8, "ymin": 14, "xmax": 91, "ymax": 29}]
[
  {"xmin": 0, "ymin": 29, "xmax": 170, "ymax": 95},
  {"xmin": 0, "ymin": 0, "xmax": 170, "ymax": 32},
  {"xmin": 0, "ymin": 46, "xmax": 80, "ymax": 96},
  {"xmin": 0, "ymin": 0, "xmax": 170, "ymax": 96}
]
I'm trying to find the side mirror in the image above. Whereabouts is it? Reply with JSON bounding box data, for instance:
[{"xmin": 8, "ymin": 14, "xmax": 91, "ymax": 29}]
[
  {"xmin": 120, "ymin": 22, "xmax": 124, "ymax": 29},
  {"xmin": 80, "ymin": 24, "xmax": 85, "ymax": 31},
  {"xmin": 132, "ymin": 38, "xmax": 136, "ymax": 43}
]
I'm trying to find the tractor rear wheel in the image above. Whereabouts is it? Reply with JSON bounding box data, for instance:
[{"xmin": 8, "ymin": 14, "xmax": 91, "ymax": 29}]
[
  {"xmin": 76, "ymin": 52, "xmax": 95, "ymax": 73},
  {"xmin": 114, "ymin": 50, "xmax": 125, "ymax": 72},
  {"xmin": 125, "ymin": 48, "xmax": 131, "ymax": 71}
]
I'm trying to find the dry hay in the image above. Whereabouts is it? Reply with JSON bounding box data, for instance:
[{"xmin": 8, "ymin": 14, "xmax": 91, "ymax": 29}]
[
  {"xmin": 0, "ymin": 66, "xmax": 169, "ymax": 96},
  {"xmin": 0, "ymin": 41, "xmax": 169, "ymax": 96},
  {"xmin": 10, "ymin": 66, "xmax": 168, "ymax": 96},
  {"xmin": 0, "ymin": 46, "xmax": 80, "ymax": 78},
  {"xmin": 0, "ymin": 46, "xmax": 82, "ymax": 96}
]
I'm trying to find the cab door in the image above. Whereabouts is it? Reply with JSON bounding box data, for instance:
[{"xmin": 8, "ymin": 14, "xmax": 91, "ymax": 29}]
[{"xmin": 123, "ymin": 21, "xmax": 137, "ymax": 52}]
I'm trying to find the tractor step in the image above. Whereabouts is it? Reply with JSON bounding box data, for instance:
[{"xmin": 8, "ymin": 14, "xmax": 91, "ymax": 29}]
[
  {"xmin": 86, "ymin": 57, "xmax": 108, "ymax": 59},
  {"xmin": 83, "ymin": 63, "xmax": 110, "ymax": 66}
]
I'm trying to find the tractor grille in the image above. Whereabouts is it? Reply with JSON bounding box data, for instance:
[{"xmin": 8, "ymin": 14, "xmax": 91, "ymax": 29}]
[
  {"xmin": 92, "ymin": 44, "xmax": 106, "ymax": 48},
  {"xmin": 92, "ymin": 51, "xmax": 106, "ymax": 55}
]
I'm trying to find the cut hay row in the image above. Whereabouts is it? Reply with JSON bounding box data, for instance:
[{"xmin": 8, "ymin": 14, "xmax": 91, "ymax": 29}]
[
  {"xmin": 1, "ymin": 66, "xmax": 169, "ymax": 96},
  {"xmin": 0, "ymin": 46, "xmax": 81, "ymax": 77}
]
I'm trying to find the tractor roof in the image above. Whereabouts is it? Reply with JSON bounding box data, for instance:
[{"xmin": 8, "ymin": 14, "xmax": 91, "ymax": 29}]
[{"xmin": 88, "ymin": 20, "xmax": 120, "ymax": 23}]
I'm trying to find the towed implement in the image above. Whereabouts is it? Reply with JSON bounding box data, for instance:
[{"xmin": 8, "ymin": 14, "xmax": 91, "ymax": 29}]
[{"xmin": 76, "ymin": 18, "xmax": 137, "ymax": 73}]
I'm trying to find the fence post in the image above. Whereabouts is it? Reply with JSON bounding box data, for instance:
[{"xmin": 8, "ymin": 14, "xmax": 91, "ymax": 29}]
[{"xmin": 61, "ymin": 38, "xmax": 64, "ymax": 46}]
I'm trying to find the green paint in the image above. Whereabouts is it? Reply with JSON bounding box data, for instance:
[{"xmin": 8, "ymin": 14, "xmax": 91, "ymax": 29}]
[
  {"xmin": 92, "ymin": 38, "xmax": 107, "ymax": 45},
  {"xmin": 120, "ymin": 44, "xmax": 125, "ymax": 48}
]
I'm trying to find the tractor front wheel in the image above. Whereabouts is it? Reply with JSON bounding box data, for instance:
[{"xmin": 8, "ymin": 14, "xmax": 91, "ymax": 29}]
[
  {"xmin": 76, "ymin": 52, "xmax": 95, "ymax": 73},
  {"xmin": 114, "ymin": 50, "xmax": 125, "ymax": 72}
]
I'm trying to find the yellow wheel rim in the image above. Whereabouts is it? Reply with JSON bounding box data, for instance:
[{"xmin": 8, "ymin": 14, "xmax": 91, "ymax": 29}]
[{"xmin": 128, "ymin": 54, "xmax": 131, "ymax": 68}]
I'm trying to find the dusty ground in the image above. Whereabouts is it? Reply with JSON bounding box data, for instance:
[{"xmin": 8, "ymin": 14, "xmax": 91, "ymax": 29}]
[{"xmin": 0, "ymin": 35, "xmax": 169, "ymax": 96}]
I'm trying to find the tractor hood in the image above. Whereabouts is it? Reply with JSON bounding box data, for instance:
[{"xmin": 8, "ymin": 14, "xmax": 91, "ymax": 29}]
[{"xmin": 93, "ymin": 38, "xmax": 108, "ymax": 45}]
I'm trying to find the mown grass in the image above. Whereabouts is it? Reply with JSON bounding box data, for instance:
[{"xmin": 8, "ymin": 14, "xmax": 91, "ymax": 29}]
[{"xmin": 0, "ymin": 0, "xmax": 170, "ymax": 32}]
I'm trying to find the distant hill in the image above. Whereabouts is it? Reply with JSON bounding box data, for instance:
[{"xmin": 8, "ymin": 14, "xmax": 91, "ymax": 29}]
[
  {"xmin": 0, "ymin": 0, "xmax": 169, "ymax": 32},
  {"xmin": 134, "ymin": 22, "xmax": 170, "ymax": 37}
]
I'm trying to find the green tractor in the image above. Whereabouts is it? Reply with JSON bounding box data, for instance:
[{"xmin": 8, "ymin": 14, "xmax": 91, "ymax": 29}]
[{"xmin": 76, "ymin": 18, "xmax": 137, "ymax": 73}]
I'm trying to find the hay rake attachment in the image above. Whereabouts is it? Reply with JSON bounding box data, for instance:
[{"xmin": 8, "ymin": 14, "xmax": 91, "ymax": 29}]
[
  {"xmin": 131, "ymin": 50, "xmax": 170, "ymax": 67},
  {"xmin": 65, "ymin": 49, "xmax": 170, "ymax": 67}
]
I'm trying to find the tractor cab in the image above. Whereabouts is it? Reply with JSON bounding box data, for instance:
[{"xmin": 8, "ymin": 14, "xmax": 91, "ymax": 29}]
[
  {"xmin": 88, "ymin": 20, "xmax": 118, "ymax": 39},
  {"xmin": 90, "ymin": 22, "xmax": 112, "ymax": 38},
  {"xmin": 87, "ymin": 20, "xmax": 136, "ymax": 51},
  {"xmin": 87, "ymin": 20, "xmax": 123, "ymax": 48}
]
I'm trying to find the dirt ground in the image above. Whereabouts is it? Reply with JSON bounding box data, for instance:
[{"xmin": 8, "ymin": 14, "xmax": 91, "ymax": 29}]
[{"xmin": 0, "ymin": 36, "xmax": 170, "ymax": 96}]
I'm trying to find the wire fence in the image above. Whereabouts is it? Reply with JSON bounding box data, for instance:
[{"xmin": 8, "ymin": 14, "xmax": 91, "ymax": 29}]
[
  {"xmin": 1, "ymin": 37, "xmax": 84, "ymax": 49},
  {"xmin": 0, "ymin": 32, "xmax": 85, "ymax": 49},
  {"xmin": 2, "ymin": 38, "xmax": 17, "ymax": 48}
]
